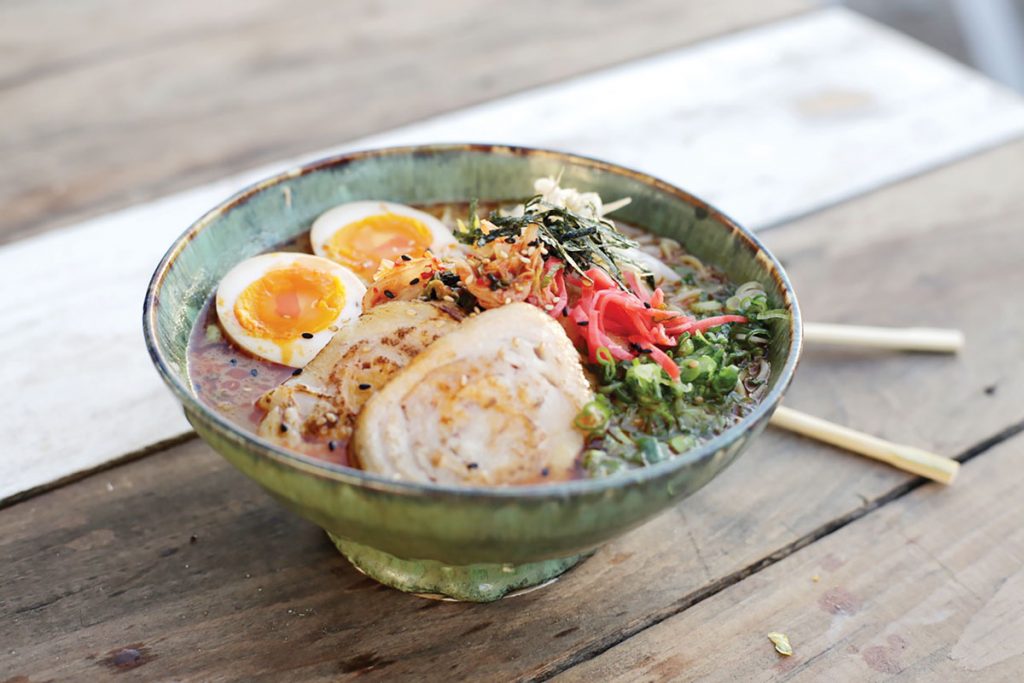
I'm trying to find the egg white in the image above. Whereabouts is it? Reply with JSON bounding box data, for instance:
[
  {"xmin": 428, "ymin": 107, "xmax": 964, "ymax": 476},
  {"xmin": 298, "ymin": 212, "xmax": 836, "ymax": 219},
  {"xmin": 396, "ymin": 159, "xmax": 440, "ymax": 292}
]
[
  {"xmin": 216, "ymin": 252, "xmax": 365, "ymax": 367},
  {"xmin": 309, "ymin": 201, "xmax": 458, "ymax": 276}
]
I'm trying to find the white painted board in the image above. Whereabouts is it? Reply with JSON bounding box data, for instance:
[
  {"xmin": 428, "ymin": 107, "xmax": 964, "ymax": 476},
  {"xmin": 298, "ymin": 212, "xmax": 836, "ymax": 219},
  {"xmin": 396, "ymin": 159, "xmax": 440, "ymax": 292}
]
[{"xmin": 2, "ymin": 8, "xmax": 1023, "ymax": 501}]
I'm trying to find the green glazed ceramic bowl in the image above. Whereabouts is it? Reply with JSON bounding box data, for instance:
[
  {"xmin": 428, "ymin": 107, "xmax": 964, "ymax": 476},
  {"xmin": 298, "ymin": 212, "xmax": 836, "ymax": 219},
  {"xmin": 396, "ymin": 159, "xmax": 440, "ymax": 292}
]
[{"xmin": 144, "ymin": 144, "xmax": 802, "ymax": 602}]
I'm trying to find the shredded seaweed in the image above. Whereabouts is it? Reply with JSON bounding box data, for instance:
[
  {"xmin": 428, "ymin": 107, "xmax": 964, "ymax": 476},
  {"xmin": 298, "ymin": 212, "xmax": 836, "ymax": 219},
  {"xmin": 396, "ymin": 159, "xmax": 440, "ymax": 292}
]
[{"xmin": 457, "ymin": 196, "xmax": 642, "ymax": 288}]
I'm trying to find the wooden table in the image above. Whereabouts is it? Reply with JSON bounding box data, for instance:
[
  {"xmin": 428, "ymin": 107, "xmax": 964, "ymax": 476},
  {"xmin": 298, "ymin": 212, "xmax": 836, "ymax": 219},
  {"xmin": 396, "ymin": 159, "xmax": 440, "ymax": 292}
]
[{"xmin": 4, "ymin": 3, "xmax": 1024, "ymax": 680}]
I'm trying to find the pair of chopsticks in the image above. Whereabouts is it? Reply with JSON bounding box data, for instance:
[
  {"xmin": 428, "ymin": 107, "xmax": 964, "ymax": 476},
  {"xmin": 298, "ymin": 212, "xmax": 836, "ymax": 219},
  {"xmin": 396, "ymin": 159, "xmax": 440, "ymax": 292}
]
[{"xmin": 770, "ymin": 323, "xmax": 964, "ymax": 485}]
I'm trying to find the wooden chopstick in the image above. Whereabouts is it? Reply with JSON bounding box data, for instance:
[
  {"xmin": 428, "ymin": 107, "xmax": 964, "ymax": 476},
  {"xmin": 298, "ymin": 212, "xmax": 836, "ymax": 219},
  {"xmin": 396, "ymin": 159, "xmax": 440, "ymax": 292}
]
[
  {"xmin": 803, "ymin": 322, "xmax": 964, "ymax": 354},
  {"xmin": 769, "ymin": 406, "xmax": 959, "ymax": 485}
]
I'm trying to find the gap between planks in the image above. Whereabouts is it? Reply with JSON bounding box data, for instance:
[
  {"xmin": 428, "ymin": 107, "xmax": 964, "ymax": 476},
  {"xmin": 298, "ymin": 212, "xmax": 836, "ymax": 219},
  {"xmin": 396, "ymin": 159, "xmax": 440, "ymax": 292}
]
[
  {"xmin": 532, "ymin": 414, "xmax": 1024, "ymax": 682},
  {"xmin": 0, "ymin": 432, "xmax": 197, "ymax": 511},
  {"xmin": 753, "ymin": 132, "xmax": 1024, "ymax": 234}
]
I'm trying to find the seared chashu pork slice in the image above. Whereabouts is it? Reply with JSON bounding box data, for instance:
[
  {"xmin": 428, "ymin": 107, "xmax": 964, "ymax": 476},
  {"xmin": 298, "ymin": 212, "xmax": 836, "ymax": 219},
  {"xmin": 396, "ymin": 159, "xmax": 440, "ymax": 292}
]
[
  {"xmin": 353, "ymin": 303, "xmax": 593, "ymax": 485},
  {"xmin": 257, "ymin": 300, "xmax": 463, "ymax": 453}
]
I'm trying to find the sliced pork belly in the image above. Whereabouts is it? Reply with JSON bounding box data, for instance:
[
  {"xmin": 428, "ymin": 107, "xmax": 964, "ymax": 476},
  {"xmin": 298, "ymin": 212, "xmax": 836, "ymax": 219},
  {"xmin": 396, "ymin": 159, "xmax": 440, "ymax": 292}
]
[
  {"xmin": 353, "ymin": 303, "xmax": 593, "ymax": 485},
  {"xmin": 257, "ymin": 300, "xmax": 463, "ymax": 453}
]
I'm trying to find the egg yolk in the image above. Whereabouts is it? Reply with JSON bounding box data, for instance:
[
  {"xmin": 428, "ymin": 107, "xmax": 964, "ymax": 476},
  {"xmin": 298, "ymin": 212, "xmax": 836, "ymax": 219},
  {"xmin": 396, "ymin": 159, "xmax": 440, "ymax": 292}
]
[
  {"xmin": 234, "ymin": 264, "xmax": 344, "ymax": 341},
  {"xmin": 325, "ymin": 213, "xmax": 433, "ymax": 278}
]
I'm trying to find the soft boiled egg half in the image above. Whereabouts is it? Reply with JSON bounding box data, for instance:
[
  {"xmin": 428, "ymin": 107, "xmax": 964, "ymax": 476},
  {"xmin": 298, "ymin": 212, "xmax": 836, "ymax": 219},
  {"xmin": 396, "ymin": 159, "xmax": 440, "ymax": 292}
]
[
  {"xmin": 310, "ymin": 201, "xmax": 457, "ymax": 280},
  {"xmin": 216, "ymin": 253, "xmax": 365, "ymax": 367}
]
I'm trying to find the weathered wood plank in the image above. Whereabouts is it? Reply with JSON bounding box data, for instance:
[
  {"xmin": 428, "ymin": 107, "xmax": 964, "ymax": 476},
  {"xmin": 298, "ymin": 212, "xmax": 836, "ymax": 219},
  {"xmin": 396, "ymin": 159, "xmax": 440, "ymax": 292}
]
[
  {"xmin": 3, "ymin": 137, "xmax": 1024, "ymax": 682},
  {"xmin": 0, "ymin": 0, "xmax": 809, "ymax": 244},
  {"xmin": 5, "ymin": 8, "xmax": 1024, "ymax": 503},
  {"xmin": 558, "ymin": 433, "xmax": 1024, "ymax": 682}
]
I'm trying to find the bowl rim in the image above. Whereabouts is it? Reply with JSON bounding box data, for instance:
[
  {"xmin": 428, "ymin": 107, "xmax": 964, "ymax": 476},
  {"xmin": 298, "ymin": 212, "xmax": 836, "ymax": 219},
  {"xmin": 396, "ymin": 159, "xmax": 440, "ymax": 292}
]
[{"xmin": 143, "ymin": 142, "xmax": 802, "ymax": 500}]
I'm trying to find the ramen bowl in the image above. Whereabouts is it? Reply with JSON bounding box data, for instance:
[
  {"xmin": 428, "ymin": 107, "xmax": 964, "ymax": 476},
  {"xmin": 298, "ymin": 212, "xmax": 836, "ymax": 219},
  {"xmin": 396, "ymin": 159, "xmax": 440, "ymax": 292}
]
[{"xmin": 143, "ymin": 144, "xmax": 802, "ymax": 602}]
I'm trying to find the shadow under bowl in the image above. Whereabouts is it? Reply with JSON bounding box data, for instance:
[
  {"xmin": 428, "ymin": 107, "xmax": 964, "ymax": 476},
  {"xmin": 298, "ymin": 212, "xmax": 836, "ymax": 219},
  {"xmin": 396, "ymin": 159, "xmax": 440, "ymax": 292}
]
[{"xmin": 143, "ymin": 144, "xmax": 802, "ymax": 602}]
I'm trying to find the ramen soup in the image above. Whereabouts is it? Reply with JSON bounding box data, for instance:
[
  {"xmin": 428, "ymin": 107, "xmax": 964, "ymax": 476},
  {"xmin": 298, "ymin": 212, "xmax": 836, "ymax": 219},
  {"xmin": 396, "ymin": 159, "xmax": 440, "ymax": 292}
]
[{"xmin": 187, "ymin": 179, "xmax": 786, "ymax": 485}]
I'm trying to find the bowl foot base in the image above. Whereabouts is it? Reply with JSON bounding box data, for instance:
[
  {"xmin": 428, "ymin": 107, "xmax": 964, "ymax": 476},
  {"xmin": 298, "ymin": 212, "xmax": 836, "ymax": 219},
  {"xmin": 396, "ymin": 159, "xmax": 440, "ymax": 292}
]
[{"xmin": 328, "ymin": 534, "xmax": 586, "ymax": 602}]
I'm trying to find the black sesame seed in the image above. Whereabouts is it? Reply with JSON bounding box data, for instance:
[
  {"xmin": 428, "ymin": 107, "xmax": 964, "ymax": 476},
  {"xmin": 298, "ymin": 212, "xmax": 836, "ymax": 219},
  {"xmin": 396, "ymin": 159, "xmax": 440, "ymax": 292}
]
[
  {"xmin": 301, "ymin": 332, "xmax": 314, "ymax": 339},
  {"xmin": 639, "ymin": 348, "xmax": 653, "ymax": 354},
  {"xmin": 644, "ymin": 302, "xmax": 652, "ymax": 309},
  {"xmin": 541, "ymin": 467, "xmax": 550, "ymax": 477},
  {"xmin": 279, "ymin": 423, "xmax": 288, "ymax": 433},
  {"xmin": 250, "ymin": 368, "xmax": 258, "ymax": 377},
  {"xmin": 409, "ymin": 278, "xmax": 420, "ymax": 285},
  {"xmin": 229, "ymin": 358, "xmax": 238, "ymax": 366},
  {"xmin": 577, "ymin": 320, "xmax": 589, "ymax": 327},
  {"xmin": 328, "ymin": 440, "xmax": 337, "ymax": 451},
  {"xmin": 629, "ymin": 342, "xmax": 643, "ymax": 353},
  {"xmin": 439, "ymin": 271, "xmax": 460, "ymax": 287},
  {"xmin": 467, "ymin": 462, "xmax": 479, "ymax": 470},
  {"xmin": 292, "ymin": 368, "xmax": 302, "ymax": 376},
  {"xmin": 400, "ymin": 254, "xmax": 412, "ymax": 261},
  {"xmin": 562, "ymin": 307, "xmax": 569, "ymax": 317},
  {"xmin": 358, "ymin": 383, "xmax": 371, "ymax": 390},
  {"xmin": 384, "ymin": 290, "xmax": 395, "ymax": 299},
  {"xmin": 189, "ymin": 534, "xmax": 198, "ymax": 544}
]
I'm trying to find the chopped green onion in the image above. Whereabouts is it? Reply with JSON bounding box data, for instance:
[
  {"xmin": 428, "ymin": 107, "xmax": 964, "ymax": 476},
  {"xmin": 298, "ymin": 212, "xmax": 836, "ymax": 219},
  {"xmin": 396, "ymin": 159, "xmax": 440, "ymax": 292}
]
[
  {"xmin": 636, "ymin": 436, "xmax": 667, "ymax": 465},
  {"xmin": 712, "ymin": 364, "xmax": 741, "ymax": 394},
  {"xmin": 690, "ymin": 300, "xmax": 724, "ymax": 313},
  {"xmin": 574, "ymin": 396, "xmax": 612, "ymax": 435},
  {"xmin": 595, "ymin": 346, "xmax": 616, "ymax": 382}
]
